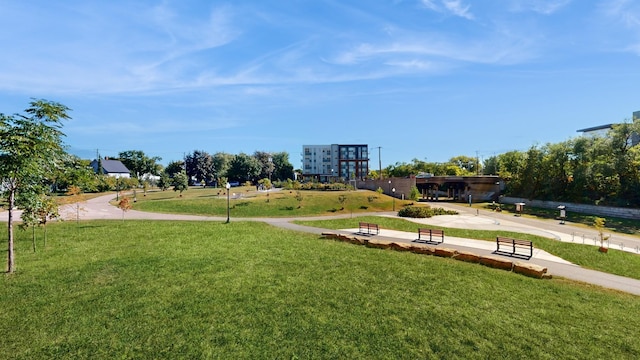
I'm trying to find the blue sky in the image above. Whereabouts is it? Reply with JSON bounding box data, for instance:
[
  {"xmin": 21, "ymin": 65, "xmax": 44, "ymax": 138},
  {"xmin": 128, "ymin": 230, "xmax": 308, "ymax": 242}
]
[{"xmin": 1, "ymin": 0, "xmax": 639, "ymax": 169}]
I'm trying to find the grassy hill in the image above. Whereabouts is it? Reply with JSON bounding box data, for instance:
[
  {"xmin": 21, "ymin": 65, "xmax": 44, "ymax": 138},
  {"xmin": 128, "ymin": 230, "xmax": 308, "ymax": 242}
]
[{"xmin": 2, "ymin": 220, "xmax": 639, "ymax": 359}]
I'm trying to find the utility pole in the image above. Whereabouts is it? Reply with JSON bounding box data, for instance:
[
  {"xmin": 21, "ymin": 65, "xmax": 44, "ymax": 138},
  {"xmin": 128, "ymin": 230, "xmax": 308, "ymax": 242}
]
[{"xmin": 374, "ymin": 146, "xmax": 382, "ymax": 179}]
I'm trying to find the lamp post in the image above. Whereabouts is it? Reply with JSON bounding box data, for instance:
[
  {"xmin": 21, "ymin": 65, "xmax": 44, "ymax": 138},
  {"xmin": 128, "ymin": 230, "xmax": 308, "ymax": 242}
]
[
  {"xmin": 225, "ymin": 182, "xmax": 231, "ymax": 223},
  {"xmin": 388, "ymin": 179, "xmax": 391, "ymax": 195},
  {"xmin": 268, "ymin": 156, "xmax": 272, "ymax": 201},
  {"xmin": 392, "ymin": 187, "xmax": 396, "ymax": 211}
]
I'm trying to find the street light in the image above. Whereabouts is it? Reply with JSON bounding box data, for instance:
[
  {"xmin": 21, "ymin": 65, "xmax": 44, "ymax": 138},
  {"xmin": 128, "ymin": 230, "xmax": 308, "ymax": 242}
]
[
  {"xmin": 388, "ymin": 179, "xmax": 391, "ymax": 195},
  {"xmin": 268, "ymin": 156, "xmax": 272, "ymax": 202},
  {"xmin": 392, "ymin": 187, "xmax": 396, "ymax": 211},
  {"xmin": 225, "ymin": 182, "xmax": 231, "ymax": 223}
]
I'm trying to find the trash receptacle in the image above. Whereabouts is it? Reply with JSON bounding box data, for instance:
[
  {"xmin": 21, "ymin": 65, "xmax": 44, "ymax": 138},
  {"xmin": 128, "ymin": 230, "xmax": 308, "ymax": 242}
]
[{"xmin": 515, "ymin": 202, "xmax": 525, "ymax": 216}]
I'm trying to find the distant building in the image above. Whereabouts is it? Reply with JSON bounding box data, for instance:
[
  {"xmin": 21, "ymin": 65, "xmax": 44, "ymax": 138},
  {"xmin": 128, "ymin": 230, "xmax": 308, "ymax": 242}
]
[
  {"xmin": 301, "ymin": 144, "xmax": 369, "ymax": 181},
  {"xmin": 577, "ymin": 111, "xmax": 640, "ymax": 147},
  {"xmin": 90, "ymin": 158, "xmax": 131, "ymax": 178}
]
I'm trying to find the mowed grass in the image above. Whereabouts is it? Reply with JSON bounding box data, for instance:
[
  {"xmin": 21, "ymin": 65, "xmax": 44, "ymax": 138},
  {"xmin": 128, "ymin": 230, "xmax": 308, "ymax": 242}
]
[
  {"xmin": 2, "ymin": 220, "xmax": 640, "ymax": 359},
  {"xmin": 130, "ymin": 187, "xmax": 411, "ymax": 217},
  {"xmin": 295, "ymin": 216, "xmax": 640, "ymax": 281}
]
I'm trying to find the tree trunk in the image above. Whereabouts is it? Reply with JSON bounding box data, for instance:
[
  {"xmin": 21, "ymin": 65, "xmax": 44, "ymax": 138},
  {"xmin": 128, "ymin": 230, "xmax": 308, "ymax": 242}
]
[{"xmin": 7, "ymin": 189, "xmax": 15, "ymax": 273}]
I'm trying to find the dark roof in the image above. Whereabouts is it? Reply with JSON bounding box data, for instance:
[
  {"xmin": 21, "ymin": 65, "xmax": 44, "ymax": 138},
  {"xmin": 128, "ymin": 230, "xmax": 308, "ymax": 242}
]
[
  {"xmin": 577, "ymin": 124, "xmax": 614, "ymax": 133},
  {"xmin": 92, "ymin": 159, "xmax": 130, "ymax": 174}
]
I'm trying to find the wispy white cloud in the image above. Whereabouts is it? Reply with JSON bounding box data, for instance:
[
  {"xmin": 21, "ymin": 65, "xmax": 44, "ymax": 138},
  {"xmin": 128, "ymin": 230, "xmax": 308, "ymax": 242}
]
[
  {"xmin": 602, "ymin": 0, "xmax": 640, "ymax": 27},
  {"xmin": 442, "ymin": 0, "xmax": 474, "ymax": 20},
  {"xmin": 328, "ymin": 34, "xmax": 535, "ymax": 69},
  {"xmin": 420, "ymin": 0, "xmax": 474, "ymax": 20},
  {"xmin": 0, "ymin": 2, "xmax": 242, "ymax": 95},
  {"xmin": 509, "ymin": 0, "xmax": 572, "ymax": 15},
  {"xmin": 599, "ymin": 0, "xmax": 640, "ymax": 55}
]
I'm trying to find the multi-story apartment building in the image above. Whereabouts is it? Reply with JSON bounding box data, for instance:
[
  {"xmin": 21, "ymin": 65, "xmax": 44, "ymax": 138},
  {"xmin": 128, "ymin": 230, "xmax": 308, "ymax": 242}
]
[
  {"xmin": 577, "ymin": 110, "xmax": 640, "ymax": 147},
  {"xmin": 302, "ymin": 144, "xmax": 369, "ymax": 181}
]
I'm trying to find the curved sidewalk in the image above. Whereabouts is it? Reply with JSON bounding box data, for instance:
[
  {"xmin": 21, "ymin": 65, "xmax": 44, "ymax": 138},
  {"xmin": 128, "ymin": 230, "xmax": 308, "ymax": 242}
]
[{"xmin": 2, "ymin": 193, "xmax": 639, "ymax": 296}]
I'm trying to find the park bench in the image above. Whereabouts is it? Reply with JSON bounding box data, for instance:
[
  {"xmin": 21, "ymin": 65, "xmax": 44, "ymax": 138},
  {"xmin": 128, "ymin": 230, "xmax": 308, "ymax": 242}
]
[
  {"xmin": 495, "ymin": 236, "xmax": 533, "ymax": 259},
  {"xmin": 417, "ymin": 228, "xmax": 444, "ymax": 244},
  {"xmin": 358, "ymin": 222, "xmax": 380, "ymax": 236}
]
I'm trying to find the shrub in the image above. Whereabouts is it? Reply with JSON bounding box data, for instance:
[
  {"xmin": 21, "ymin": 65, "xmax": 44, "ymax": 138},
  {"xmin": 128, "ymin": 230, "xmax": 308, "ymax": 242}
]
[
  {"xmin": 409, "ymin": 186, "xmax": 420, "ymax": 201},
  {"xmin": 398, "ymin": 205, "xmax": 458, "ymax": 218}
]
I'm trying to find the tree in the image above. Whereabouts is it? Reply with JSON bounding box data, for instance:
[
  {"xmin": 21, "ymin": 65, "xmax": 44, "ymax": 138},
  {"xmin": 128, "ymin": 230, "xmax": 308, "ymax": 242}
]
[
  {"xmin": 165, "ymin": 160, "xmax": 185, "ymax": 178},
  {"xmin": 254, "ymin": 151, "xmax": 275, "ymax": 181},
  {"xmin": 409, "ymin": 186, "xmax": 420, "ymax": 201},
  {"xmin": 19, "ymin": 193, "xmax": 59, "ymax": 251},
  {"xmin": 271, "ymin": 152, "xmax": 295, "ymax": 181},
  {"xmin": 117, "ymin": 197, "xmax": 133, "ymax": 221},
  {"xmin": 172, "ymin": 171, "xmax": 189, "ymax": 196},
  {"xmin": 158, "ymin": 172, "xmax": 171, "ymax": 191},
  {"xmin": 227, "ymin": 153, "xmax": 261, "ymax": 183},
  {"xmin": 53, "ymin": 154, "xmax": 97, "ymax": 192},
  {"xmin": 0, "ymin": 99, "xmax": 69, "ymax": 273},
  {"xmin": 62, "ymin": 185, "xmax": 85, "ymax": 223},
  {"xmin": 212, "ymin": 152, "xmax": 233, "ymax": 184},
  {"xmin": 185, "ymin": 150, "xmax": 215, "ymax": 185},
  {"xmin": 118, "ymin": 150, "xmax": 162, "ymax": 179}
]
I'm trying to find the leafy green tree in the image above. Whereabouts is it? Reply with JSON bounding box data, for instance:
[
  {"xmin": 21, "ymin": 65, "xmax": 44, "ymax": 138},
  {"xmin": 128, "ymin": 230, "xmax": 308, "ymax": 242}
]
[
  {"xmin": 482, "ymin": 156, "xmax": 499, "ymax": 175},
  {"xmin": 54, "ymin": 154, "xmax": 97, "ymax": 192},
  {"xmin": 449, "ymin": 155, "xmax": 479, "ymax": 175},
  {"xmin": 165, "ymin": 160, "xmax": 184, "ymax": 178},
  {"xmin": 212, "ymin": 152, "xmax": 233, "ymax": 184},
  {"xmin": 185, "ymin": 150, "xmax": 215, "ymax": 185},
  {"xmin": 227, "ymin": 153, "xmax": 261, "ymax": 183},
  {"xmin": 118, "ymin": 150, "xmax": 162, "ymax": 179},
  {"xmin": 520, "ymin": 146, "xmax": 544, "ymax": 200},
  {"xmin": 254, "ymin": 151, "xmax": 275, "ymax": 180},
  {"xmin": 0, "ymin": 99, "xmax": 69, "ymax": 273},
  {"xmin": 158, "ymin": 172, "xmax": 171, "ymax": 191},
  {"xmin": 172, "ymin": 171, "xmax": 189, "ymax": 196},
  {"xmin": 271, "ymin": 152, "xmax": 294, "ymax": 181}
]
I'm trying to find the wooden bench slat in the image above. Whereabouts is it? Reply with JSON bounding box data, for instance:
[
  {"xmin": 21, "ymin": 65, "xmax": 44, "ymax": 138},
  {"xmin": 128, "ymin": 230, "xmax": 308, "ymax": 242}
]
[
  {"xmin": 358, "ymin": 222, "xmax": 379, "ymax": 235},
  {"xmin": 495, "ymin": 236, "xmax": 532, "ymax": 259},
  {"xmin": 417, "ymin": 228, "xmax": 444, "ymax": 244}
]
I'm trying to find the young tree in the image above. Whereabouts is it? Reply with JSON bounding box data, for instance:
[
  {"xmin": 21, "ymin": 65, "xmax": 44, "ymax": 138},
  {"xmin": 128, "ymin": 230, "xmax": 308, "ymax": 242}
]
[
  {"xmin": 19, "ymin": 194, "xmax": 59, "ymax": 251},
  {"xmin": 172, "ymin": 171, "xmax": 189, "ymax": 196},
  {"xmin": 0, "ymin": 99, "xmax": 69, "ymax": 273},
  {"xmin": 158, "ymin": 172, "xmax": 171, "ymax": 191},
  {"xmin": 117, "ymin": 197, "xmax": 133, "ymax": 221}
]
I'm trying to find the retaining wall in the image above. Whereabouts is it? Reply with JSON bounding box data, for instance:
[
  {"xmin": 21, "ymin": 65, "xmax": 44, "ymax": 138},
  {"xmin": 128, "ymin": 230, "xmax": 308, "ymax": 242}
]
[{"xmin": 501, "ymin": 197, "xmax": 640, "ymax": 220}]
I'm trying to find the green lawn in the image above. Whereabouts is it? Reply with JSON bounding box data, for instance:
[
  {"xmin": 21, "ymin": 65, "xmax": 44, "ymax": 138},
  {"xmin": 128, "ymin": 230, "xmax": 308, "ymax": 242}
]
[
  {"xmin": 295, "ymin": 216, "xmax": 640, "ymax": 281},
  {"xmin": 129, "ymin": 187, "xmax": 413, "ymax": 217},
  {"xmin": 2, "ymin": 220, "xmax": 640, "ymax": 359}
]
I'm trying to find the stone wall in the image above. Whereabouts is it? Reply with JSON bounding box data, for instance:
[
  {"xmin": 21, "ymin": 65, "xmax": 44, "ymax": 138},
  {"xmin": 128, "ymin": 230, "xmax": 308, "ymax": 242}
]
[
  {"xmin": 501, "ymin": 197, "xmax": 640, "ymax": 220},
  {"xmin": 356, "ymin": 177, "xmax": 416, "ymax": 199}
]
